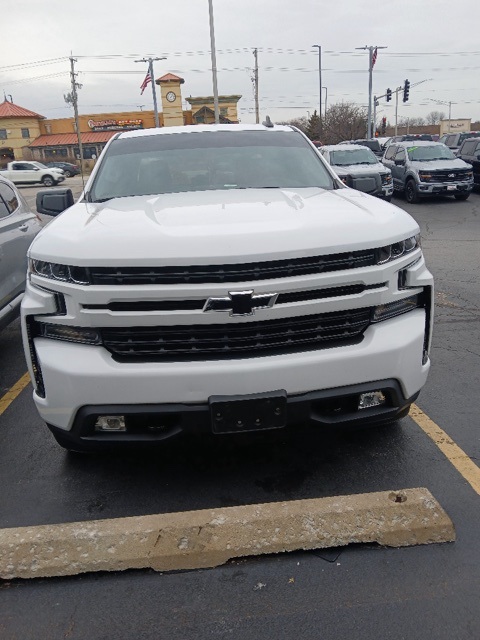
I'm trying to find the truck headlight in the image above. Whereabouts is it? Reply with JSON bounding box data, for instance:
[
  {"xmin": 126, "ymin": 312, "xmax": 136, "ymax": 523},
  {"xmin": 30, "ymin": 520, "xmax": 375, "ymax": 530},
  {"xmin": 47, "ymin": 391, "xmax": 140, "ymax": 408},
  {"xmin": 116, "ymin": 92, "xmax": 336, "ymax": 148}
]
[
  {"xmin": 29, "ymin": 259, "xmax": 89, "ymax": 285},
  {"xmin": 376, "ymin": 234, "xmax": 421, "ymax": 265}
]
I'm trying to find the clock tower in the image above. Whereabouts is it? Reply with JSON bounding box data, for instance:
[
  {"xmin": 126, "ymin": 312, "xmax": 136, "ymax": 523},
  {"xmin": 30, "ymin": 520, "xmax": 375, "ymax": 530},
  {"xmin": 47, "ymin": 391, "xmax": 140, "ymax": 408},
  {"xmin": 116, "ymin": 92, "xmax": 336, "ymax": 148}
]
[{"xmin": 156, "ymin": 73, "xmax": 185, "ymax": 127}]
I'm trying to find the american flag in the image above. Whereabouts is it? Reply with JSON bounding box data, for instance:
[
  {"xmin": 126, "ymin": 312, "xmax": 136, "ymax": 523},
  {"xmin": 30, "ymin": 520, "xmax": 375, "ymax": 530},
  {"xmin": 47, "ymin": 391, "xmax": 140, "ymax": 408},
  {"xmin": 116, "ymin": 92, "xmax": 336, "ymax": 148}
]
[
  {"xmin": 140, "ymin": 72, "xmax": 152, "ymax": 95},
  {"xmin": 371, "ymin": 47, "xmax": 378, "ymax": 69}
]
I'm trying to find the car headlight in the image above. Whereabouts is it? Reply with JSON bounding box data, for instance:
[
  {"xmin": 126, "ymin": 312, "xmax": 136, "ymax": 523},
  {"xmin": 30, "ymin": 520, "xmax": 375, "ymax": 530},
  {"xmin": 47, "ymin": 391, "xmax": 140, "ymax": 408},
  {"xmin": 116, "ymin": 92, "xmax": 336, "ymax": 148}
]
[
  {"xmin": 29, "ymin": 259, "xmax": 90, "ymax": 285},
  {"xmin": 418, "ymin": 171, "xmax": 432, "ymax": 182},
  {"xmin": 380, "ymin": 173, "xmax": 392, "ymax": 184},
  {"xmin": 376, "ymin": 234, "xmax": 421, "ymax": 265}
]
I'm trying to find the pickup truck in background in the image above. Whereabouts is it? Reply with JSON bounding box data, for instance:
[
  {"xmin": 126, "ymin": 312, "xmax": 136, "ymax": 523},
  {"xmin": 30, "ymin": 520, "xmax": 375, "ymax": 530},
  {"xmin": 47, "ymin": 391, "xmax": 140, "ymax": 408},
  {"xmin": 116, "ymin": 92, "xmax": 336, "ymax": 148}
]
[
  {"xmin": 456, "ymin": 137, "xmax": 480, "ymax": 187},
  {"xmin": 0, "ymin": 161, "xmax": 65, "ymax": 187}
]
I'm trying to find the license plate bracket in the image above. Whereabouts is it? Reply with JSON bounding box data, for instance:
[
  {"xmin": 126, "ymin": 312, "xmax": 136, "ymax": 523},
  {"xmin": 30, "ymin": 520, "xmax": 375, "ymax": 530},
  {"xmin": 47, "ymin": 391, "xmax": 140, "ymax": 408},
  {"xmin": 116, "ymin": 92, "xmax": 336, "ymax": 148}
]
[
  {"xmin": 210, "ymin": 391, "xmax": 287, "ymax": 434},
  {"xmin": 447, "ymin": 185, "xmax": 457, "ymax": 191}
]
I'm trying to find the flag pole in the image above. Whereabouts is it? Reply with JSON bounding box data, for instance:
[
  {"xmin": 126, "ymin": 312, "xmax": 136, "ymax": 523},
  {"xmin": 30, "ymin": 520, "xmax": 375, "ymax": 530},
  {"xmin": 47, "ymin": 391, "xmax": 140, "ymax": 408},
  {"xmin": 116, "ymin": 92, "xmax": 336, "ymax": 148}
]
[{"xmin": 135, "ymin": 56, "xmax": 166, "ymax": 128}]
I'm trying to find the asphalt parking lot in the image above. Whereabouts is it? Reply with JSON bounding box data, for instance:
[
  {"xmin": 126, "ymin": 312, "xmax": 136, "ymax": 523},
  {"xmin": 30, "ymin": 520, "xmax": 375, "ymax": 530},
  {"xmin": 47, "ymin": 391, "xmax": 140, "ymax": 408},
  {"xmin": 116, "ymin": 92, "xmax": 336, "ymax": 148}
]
[{"xmin": 0, "ymin": 184, "xmax": 479, "ymax": 639}]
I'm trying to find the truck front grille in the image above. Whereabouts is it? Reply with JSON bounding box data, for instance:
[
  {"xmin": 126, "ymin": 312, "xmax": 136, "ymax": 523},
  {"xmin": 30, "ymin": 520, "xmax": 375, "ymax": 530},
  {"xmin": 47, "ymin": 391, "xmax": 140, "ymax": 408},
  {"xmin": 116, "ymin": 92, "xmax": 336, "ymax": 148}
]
[
  {"xmin": 88, "ymin": 250, "xmax": 377, "ymax": 285},
  {"xmin": 425, "ymin": 170, "xmax": 471, "ymax": 182},
  {"xmin": 101, "ymin": 308, "xmax": 372, "ymax": 362}
]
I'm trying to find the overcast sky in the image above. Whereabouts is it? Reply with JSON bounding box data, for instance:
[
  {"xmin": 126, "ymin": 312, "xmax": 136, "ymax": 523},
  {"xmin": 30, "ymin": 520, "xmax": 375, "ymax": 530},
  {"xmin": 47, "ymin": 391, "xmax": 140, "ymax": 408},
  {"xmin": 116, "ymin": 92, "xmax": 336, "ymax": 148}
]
[{"xmin": 2, "ymin": 0, "xmax": 480, "ymax": 126}]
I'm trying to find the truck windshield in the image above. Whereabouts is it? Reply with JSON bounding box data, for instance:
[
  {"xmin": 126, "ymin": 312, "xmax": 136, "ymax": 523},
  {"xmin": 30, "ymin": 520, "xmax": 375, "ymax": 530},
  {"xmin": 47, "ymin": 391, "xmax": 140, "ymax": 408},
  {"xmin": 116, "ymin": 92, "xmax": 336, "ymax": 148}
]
[
  {"xmin": 88, "ymin": 130, "xmax": 336, "ymax": 202},
  {"xmin": 407, "ymin": 145, "xmax": 456, "ymax": 162},
  {"xmin": 330, "ymin": 148, "xmax": 378, "ymax": 166}
]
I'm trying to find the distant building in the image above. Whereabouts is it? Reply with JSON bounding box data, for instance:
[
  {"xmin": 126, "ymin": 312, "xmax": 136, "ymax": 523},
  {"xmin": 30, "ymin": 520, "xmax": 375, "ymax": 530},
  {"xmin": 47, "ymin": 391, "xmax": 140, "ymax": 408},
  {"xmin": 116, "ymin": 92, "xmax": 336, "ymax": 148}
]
[{"xmin": 0, "ymin": 73, "xmax": 242, "ymax": 165}]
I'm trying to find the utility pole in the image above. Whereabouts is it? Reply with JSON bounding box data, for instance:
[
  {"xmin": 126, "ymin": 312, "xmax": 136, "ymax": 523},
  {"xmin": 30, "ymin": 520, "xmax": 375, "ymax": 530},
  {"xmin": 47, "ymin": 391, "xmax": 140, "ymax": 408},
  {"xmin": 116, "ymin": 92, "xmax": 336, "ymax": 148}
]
[
  {"xmin": 253, "ymin": 48, "xmax": 259, "ymax": 124},
  {"xmin": 312, "ymin": 45, "xmax": 322, "ymax": 140},
  {"xmin": 135, "ymin": 57, "xmax": 165, "ymax": 128},
  {"xmin": 428, "ymin": 98, "xmax": 455, "ymax": 132},
  {"xmin": 356, "ymin": 45, "xmax": 387, "ymax": 139},
  {"xmin": 69, "ymin": 56, "xmax": 84, "ymax": 178},
  {"xmin": 208, "ymin": 0, "xmax": 220, "ymax": 124}
]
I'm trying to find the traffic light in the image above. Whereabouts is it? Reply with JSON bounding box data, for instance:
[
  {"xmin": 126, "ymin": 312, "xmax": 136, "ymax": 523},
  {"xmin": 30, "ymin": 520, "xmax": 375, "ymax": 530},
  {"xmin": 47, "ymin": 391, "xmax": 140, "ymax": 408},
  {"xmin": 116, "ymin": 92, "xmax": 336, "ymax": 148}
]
[
  {"xmin": 374, "ymin": 96, "xmax": 379, "ymax": 108},
  {"xmin": 381, "ymin": 117, "xmax": 387, "ymax": 134},
  {"xmin": 403, "ymin": 79, "xmax": 410, "ymax": 103},
  {"xmin": 386, "ymin": 88, "xmax": 392, "ymax": 102}
]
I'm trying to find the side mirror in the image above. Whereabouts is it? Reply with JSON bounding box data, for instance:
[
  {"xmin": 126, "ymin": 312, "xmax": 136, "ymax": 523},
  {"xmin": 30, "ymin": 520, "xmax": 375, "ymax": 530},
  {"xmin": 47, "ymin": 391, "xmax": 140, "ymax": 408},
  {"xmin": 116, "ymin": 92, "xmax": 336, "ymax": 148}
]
[
  {"xmin": 36, "ymin": 189, "xmax": 74, "ymax": 217},
  {"xmin": 394, "ymin": 159, "xmax": 405, "ymax": 166}
]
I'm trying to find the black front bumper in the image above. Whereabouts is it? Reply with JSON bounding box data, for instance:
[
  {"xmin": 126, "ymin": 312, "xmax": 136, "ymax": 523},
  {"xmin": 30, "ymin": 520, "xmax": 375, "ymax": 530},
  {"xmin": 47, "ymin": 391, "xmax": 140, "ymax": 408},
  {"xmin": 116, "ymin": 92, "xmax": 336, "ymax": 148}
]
[{"xmin": 48, "ymin": 379, "xmax": 419, "ymax": 450}]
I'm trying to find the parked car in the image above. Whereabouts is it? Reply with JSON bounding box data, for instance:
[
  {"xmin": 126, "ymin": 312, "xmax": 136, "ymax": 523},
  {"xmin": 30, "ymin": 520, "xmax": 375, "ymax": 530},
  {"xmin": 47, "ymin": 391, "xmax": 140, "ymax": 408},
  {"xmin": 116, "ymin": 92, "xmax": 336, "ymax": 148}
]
[
  {"xmin": 350, "ymin": 139, "xmax": 384, "ymax": 158},
  {"xmin": 319, "ymin": 144, "xmax": 393, "ymax": 200},
  {"xmin": 440, "ymin": 132, "xmax": 480, "ymax": 156},
  {"xmin": 376, "ymin": 137, "xmax": 392, "ymax": 151},
  {"xmin": 45, "ymin": 161, "xmax": 80, "ymax": 178},
  {"xmin": 25, "ymin": 123, "xmax": 433, "ymax": 451},
  {"xmin": 0, "ymin": 161, "xmax": 65, "ymax": 187},
  {"xmin": 382, "ymin": 141, "xmax": 473, "ymax": 203},
  {"xmin": 456, "ymin": 137, "xmax": 480, "ymax": 187},
  {"xmin": 0, "ymin": 176, "xmax": 42, "ymax": 331}
]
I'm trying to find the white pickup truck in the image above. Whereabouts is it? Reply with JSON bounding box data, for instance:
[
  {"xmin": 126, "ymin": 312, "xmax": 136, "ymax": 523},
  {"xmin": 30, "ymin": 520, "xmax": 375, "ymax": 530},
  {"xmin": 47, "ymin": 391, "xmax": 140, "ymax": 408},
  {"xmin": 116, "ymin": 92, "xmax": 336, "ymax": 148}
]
[
  {"xmin": 0, "ymin": 161, "xmax": 65, "ymax": 187},
  {"xmin": 23, "ymin": 123, "xmax": 434, "ymax": 452}
]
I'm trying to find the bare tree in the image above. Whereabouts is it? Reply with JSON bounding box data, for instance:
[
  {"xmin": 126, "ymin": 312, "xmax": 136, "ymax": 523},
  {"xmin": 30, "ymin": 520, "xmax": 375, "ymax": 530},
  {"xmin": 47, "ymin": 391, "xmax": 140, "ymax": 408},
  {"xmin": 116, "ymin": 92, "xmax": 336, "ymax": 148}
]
[
  {"xmin": 321, "ymin": 102, "xmax": 368, "ymax": 144},
  {"xmin": 425, "ymin": 110, "xmax": 445, "ymax": 125},
  {"xmin": 276, "ymin": 116, "xmax": 309, "ymax": 135},
  {"xmin": 397, "ymin": 116, "xmax": 426, "ymax": 128}
]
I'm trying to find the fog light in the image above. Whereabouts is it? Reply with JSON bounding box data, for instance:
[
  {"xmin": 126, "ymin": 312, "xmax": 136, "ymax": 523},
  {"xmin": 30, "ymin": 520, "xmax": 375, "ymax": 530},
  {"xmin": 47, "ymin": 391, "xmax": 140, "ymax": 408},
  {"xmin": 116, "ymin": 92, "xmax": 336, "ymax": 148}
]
[
  {"xmin": 95, "ymin": 415, "xmax": 127, "ymax": 432},
  {"xmin": 358, "ymin": 391, "xmax": 386, "ymax": 410}
]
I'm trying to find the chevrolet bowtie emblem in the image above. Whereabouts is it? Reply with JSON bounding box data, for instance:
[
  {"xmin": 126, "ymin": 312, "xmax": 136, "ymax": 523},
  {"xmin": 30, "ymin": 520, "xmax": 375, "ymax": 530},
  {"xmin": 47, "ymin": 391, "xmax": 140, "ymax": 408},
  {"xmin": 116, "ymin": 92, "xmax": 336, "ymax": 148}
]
[{"xmin": 204, "ymin": 290, "xmax": 278, "ymax": 316}]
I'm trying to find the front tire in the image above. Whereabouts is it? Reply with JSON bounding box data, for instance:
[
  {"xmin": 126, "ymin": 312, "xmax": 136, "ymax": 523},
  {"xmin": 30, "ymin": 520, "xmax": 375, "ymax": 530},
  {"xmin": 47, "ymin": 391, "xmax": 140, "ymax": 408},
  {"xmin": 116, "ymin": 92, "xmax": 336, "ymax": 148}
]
[
  {"xmin": 454, "ymin": 192, "xmax": 470, "ymax": 201},
  {"xmin": 42, "ymin": 175, "xmax": 54, "ymax": 187},
  {"xmin": 405, "ymin": 179, "xmax": 420, "ymax": 204},
  {"xmin": 63, "ymin": 170, "xmax": 71, "ymax": 178}
]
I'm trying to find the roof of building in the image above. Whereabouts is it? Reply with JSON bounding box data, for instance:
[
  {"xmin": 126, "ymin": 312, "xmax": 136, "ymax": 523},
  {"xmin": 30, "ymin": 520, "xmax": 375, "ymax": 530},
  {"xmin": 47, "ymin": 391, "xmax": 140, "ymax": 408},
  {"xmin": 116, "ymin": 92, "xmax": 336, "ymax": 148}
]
[
  {"xmin": 156, "ymin": 73, "xmax": 185, "ymax": 85},
  {"xmin": 186, "ymin": 95, "xmax": 242, "ymax": 105},
  {"xmin": 29, "ymin": 131, "xmax": 118, "ymax": 147},
  {"xmin": 192, "ymin": 106, "xmax": 234, "ymax": 124},
  {"xmin": 0, "ymin": 100, "xmax": 45, "ymax": 119}
]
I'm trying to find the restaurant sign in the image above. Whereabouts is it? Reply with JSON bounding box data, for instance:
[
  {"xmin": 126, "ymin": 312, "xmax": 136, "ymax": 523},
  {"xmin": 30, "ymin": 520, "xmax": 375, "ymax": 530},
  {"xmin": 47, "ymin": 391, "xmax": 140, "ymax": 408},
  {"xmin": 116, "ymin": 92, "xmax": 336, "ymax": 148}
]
[{"xmin": 87, "ymin": 119, "xmax": 143, "ymax": 131}]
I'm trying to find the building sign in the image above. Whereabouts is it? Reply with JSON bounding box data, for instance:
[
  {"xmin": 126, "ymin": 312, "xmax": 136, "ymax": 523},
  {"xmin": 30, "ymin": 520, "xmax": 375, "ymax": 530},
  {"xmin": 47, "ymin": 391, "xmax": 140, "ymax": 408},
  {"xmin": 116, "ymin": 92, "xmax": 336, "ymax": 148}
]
[{"xmin": 87, "ymin": 119, "xmax": 143, "ymax": 131}]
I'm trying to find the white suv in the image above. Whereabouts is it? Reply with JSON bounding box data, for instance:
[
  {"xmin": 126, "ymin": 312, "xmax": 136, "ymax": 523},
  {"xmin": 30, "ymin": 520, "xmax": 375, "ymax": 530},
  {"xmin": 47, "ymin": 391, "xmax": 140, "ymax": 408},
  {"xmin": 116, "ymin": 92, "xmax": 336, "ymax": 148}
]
[{"xmin": 22, "ymin": 124, "xmax": 433, "ymax": 451}]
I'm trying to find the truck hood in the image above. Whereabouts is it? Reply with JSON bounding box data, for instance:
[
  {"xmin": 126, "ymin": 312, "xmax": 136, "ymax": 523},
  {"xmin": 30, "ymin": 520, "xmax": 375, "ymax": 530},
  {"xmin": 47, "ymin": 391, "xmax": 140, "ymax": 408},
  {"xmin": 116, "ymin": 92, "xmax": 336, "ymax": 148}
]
[
  {"xmin": 331, "ymin": 163, "xmax": 390, "ymax": 177},
  {"xmin": 410, "ymin": 158, "xmax": 471, "ymax": 170},
  {"xmin": 30, "ymin": 187, "xmax": 418, "ymax": 266}
]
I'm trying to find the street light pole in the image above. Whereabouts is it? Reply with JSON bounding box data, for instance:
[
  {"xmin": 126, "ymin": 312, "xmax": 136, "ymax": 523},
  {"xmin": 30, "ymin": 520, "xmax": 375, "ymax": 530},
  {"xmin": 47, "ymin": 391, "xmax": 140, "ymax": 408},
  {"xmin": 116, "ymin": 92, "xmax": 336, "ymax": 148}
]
[
  {"xmin": 135, "ymin": 57, "xmax": 166, "ymax": 128},
  {"xmin": 312, "ymin": 45, "xmax": 322, "ymax": 139},
  {"xmin": 208, "ymin": 0, "xmax": 220, "ymax": 124}
]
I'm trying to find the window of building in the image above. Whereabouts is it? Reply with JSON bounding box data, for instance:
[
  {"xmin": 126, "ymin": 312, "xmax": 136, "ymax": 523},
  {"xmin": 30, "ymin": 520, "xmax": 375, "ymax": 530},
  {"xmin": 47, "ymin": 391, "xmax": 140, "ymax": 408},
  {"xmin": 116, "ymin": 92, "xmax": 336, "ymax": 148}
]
[
  {"xmin": 73, "ymin": 146, "xmax": 97, "ymax": 159},
  {"xmin": 21, "ymin": 128, "xmax": 30, "ymax": 139},
  {"xmin": 220, "ymin": 107, "xmax": 228, "ymax": 116},
  {"xmin": 0, "ymin": 130, "xmax": 7, "ymax": 140},
  {"xmin": 45, "ymin": 124, "xmax": 52, "ymax": 134}
]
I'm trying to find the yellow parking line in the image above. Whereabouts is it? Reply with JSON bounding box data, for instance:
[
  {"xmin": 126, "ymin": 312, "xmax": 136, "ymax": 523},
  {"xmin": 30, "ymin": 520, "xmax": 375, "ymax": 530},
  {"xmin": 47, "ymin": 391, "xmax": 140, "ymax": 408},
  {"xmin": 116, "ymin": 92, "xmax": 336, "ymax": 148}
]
[
  {"xmin": 411, "ymin": 404, "xmax": 480, "ymax": 496},
  {"xmin": 0, "ymin": 373, "xmax": 30, "ymax": 417}
]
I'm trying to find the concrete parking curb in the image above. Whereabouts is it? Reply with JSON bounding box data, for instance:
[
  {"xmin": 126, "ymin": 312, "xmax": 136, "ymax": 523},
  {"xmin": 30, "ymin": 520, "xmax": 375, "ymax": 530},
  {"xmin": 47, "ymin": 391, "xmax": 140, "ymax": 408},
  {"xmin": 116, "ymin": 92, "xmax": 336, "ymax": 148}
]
[{"xmin": 0, "ymin": 488, "xmax": 454, "ymax": 580}]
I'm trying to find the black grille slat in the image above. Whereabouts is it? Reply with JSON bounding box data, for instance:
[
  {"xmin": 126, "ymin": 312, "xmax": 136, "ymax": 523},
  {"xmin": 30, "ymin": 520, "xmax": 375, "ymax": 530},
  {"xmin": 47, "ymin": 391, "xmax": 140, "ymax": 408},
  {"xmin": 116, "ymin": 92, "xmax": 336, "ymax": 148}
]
[
  {"xmin": 88, "ymin": 250, "xmax": 376, "ymax": 286},
  {"xmin": 101, "ymin": 309, "xmax": 371, "ymax": 362}
]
